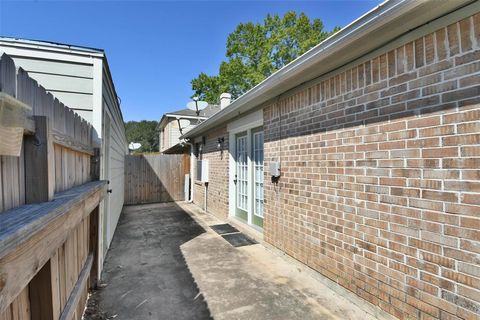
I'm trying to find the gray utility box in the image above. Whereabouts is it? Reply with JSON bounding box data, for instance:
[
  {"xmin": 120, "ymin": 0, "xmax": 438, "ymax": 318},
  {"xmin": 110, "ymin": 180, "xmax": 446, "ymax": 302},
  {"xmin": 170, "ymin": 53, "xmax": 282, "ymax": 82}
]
[{"xmin": 269, "ymin": 161, "xmax": 281, "ymax": 178}]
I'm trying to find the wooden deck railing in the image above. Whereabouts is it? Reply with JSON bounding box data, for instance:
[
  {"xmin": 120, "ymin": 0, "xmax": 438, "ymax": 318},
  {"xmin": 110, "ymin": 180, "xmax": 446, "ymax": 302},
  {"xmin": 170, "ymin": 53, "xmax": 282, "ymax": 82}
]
[{"xmin": 0, "ymin": 52, "xmax": 104, "ymax": 320}]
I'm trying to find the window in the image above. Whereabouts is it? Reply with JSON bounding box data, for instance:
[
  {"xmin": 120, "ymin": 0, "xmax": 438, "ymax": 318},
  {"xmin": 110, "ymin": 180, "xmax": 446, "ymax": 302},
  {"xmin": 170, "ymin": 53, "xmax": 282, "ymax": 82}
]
[{"xmin": 195, "ymin": 142, "xmax": 203, "ymax": 181}]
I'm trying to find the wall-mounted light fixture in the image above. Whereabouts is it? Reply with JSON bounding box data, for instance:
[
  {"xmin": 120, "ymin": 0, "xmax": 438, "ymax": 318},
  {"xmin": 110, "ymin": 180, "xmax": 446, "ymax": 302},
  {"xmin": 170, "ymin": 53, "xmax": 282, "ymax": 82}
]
[{"xmin": 217, "ymin": 137, "xmax": 224, "ymax": 149}]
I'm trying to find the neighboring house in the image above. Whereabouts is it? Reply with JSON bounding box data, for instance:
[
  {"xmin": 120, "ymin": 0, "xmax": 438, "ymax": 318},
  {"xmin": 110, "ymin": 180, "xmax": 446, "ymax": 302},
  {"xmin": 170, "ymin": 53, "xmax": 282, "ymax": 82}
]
[
  {"xmin": 157, "ymin": 94, "xmax": 228, "ymax": 153},
  {"xmin": 182, "ymin": 1, "xmax": 480, "ymax": 319},
  {"xmin": 0, "ymin": 37, "xmax": 128, "ymax": 266}
]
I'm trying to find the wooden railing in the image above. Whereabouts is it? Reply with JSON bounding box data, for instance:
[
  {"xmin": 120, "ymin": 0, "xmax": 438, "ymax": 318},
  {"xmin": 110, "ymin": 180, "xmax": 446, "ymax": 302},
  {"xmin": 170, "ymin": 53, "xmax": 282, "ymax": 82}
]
[{"xmin": 0, "ymin": 52, "xmax": 105, "ymax": 320}]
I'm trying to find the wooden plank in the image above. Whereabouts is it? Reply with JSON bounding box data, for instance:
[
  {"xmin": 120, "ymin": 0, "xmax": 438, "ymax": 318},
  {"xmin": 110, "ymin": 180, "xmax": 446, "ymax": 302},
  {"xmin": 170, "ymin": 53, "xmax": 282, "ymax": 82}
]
[
  {"xmin": 62, "ymin": 147, "xmax": 69, "ymax": 192},
  {"xmin": 0, "ymin": 181, "xmax": 106, "ymax": 313},
  {"xmin": 17, "ymin": 142, "xmax": 25, "ymax": 207},
  {"xmin": 51, "ymin": 129, "xmax": 94, "ymax": 156},
  {"xmin": 10, "ymin": 287, "xmax": 29, "ymax": 320},
  {"xmin": 24, "ymin": 116, "xmax": 55, "ymax": 203},
  {"xmin": 88, "ymin": 207, "xmax": 99, "ymax": 288},
  {"xmin": 1, "ymin": 156, "xmax": 14, "ymax": 211},
  {"xmin": 67, "ymin": 149, "xmax": 75, "ymax": 190},
  {"xmin": 0, "ymin": 306, "xmax": 12, "ymax": 320},
  {"xmin": 54, "ymin": 145, "xmax": 63, "ymax": 193},
  {"xmin": 59, "ymin": 254, "xmax": 93, "ymax": 320},
  {"xmin": 58, "ymin": 244, "xmax": 67, "ymax": 312},
  {"xmin": 65, "ymin": 232, "xmax": 76, "ymax": 299},
  {"xmin": 0, "ymin": 53, "xmax": 16, "ymax": 96},
  {"xmin": 50, "ymin": 250, "xmax": 61, "ymax": 320},
  {"xmin": 28, "ymin": 260, "xmax": 53, "ymax": 320},
  {"xmin": 43, "ymin": 92, "xmax": 54, "ymax": 122},
  {"xmin": 33, "ymin": 83, "xmax": 45, "ymax": 116},
  {"xmin": 16, "ymin": 68, "xmax": 35, "ymax": 111},
  {"xmin": 90, "ymin": 148, "xmax": 100, "ymax": 180},
  {"xmin": 0, "ymin": 156, "xmax": 3, "ymax": 213}
]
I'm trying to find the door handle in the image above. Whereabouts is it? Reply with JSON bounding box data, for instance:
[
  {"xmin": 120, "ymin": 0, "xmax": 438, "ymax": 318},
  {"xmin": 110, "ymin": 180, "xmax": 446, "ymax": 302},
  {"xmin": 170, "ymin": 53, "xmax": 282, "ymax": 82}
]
[{"xmin": 233, "ymin": 174, "xmax": 237, "ymax": 184}]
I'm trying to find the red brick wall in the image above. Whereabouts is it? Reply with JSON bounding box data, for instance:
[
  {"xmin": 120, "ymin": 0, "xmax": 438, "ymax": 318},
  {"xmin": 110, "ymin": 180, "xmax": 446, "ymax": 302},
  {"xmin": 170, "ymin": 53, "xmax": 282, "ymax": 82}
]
[
  {"xmin": 192, "ymin": 125, "xmax": 229, "ymax": 218},
  {"xmin": 263, "ymin": 13, "xmax": 480, "ymax": 320}
]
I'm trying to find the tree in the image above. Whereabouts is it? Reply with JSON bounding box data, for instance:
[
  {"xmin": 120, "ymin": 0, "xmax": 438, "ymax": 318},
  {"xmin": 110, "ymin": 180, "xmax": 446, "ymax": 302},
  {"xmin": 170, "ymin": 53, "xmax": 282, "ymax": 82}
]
[
  {"xmin": 124, "ymin": 120, "xmax": 159, "ymax": 154},
  {"xmin": 191, "ymin": 11, "xmax": 340, "ymax": 104}
]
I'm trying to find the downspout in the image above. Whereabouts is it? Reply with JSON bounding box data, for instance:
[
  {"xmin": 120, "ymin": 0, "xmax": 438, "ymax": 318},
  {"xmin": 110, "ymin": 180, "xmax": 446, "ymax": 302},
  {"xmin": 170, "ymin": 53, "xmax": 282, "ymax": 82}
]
[
  {"xmin": 204, "ymin": 183, "xmax": 208, "ymax": 212},
  {"xmin": 181, "ymin": 139, "xmax": 194, "ymax": 203}
]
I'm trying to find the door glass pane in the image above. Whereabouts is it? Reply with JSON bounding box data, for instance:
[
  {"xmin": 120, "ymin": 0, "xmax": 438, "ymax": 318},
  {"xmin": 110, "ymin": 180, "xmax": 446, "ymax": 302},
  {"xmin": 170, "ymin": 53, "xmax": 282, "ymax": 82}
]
[
  {"xmin": 236, "ymin": 135, "xmax": 248, "ymax": 211},
  {"xmin": 253, "ymin": 131, "xmax": 264, "ymax": 217}
]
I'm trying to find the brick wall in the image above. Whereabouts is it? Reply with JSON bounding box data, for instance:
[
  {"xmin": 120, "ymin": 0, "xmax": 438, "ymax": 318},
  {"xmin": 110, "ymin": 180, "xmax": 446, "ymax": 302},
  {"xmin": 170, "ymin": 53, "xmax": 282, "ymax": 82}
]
[
  {"xmin": 192, "ymin": 125, "xmax": 229, "ymax": 218},
  {"xmin": 263, "ymin": 13, "xmax": 480, "ymax": 320}
]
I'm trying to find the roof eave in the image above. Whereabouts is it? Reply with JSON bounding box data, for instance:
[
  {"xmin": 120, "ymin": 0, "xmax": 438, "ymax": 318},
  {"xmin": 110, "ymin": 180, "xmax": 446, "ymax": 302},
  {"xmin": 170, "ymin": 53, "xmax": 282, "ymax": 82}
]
[
  {"xmin": 0, "ymin": 36, "xmax": 105, "ymax": 57},
  {"xmin": 181, "ymin": 0, "xmax": 474, "ymax": 139}
]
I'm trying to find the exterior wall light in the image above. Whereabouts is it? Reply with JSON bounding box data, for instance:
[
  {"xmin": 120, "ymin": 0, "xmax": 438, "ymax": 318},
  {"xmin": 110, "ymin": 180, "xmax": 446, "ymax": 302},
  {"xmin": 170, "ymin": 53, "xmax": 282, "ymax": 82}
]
[{"xmin": 217, "ymin": 137, "xmax": 224, "ymax": 149}]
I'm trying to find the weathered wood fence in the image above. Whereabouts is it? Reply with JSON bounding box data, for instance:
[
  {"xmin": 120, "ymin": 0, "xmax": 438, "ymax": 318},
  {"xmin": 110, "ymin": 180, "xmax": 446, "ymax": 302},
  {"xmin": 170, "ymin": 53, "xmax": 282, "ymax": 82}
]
[
  {"xmin": 124, "ymin": 154, "xmax": 187, "ymax": 204},
  {"xmin": 0, "ymin": 52, "xmax": 105, "ymax": 320}
]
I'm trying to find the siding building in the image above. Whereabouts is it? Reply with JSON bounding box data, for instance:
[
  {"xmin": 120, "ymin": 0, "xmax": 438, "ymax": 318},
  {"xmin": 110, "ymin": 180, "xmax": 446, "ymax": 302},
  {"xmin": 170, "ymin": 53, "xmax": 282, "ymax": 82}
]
[
  {"xmin": 181, "ymin": 1, "xmax": 480, "ymax": 319},
  {"xmin": 0, "ymin": 38, "xmax": 128, "ymax": 264},
  {"xmin": 158, "ymin": 103, "xmax": 221, "ymax": 154}
]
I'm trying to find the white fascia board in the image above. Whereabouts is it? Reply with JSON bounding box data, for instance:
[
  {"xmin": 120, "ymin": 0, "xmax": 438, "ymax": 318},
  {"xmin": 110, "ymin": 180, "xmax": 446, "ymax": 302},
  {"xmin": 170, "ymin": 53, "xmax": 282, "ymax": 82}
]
[
  {"xmin": 181, "ymin": 0, "xmax": 474, "ymax": 139},
  {"xmin": 0, "ymin": 37, "xmax": 104, "ymax": 58},
  {"xmin": 0, "ymin": 44, "xmax": 96, "ymax": 65},
  {"xmin": 164, "ymin": 114, "xmax": 209, "ymax": 120}
]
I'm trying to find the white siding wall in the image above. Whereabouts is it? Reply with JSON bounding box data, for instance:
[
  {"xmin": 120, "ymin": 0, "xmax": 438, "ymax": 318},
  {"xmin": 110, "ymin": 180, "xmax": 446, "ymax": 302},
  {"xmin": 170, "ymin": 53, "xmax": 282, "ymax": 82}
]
[
  {"xmin": 0, "ymin": 49, "xmax": 95, "ymax": 123},
  {"xmin": 160, "ymin": 118, "xmax": 198, "ymax": 152},
  {"xmin": 102, "ymin": 74, "xmax": 127, "ymax": 247},
  {"xmin": 169, "ymin": 120, "xmax": 180, "ymax": 148}
]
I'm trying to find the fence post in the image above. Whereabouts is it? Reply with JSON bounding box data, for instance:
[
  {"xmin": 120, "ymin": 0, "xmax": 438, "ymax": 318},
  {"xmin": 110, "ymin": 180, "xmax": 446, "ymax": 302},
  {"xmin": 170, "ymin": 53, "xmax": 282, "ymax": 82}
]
[{"xmin": 24, "ymin": 116, "xmax": 55, "ymax": 203}]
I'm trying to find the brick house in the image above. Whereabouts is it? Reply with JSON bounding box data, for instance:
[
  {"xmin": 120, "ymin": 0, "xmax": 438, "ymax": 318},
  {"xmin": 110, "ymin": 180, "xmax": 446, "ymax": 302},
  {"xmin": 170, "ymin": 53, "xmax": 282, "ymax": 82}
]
[{"xmin": 182, "ymin": 1, "xmax": 480, "ymax": 319}]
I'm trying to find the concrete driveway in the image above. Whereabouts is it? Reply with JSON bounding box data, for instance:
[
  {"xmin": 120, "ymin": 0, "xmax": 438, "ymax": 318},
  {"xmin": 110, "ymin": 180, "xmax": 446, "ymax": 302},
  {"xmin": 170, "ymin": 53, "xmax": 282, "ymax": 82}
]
[{"xmin": 86, "ymin": 202, "xmax": 392, "ymax": 320}]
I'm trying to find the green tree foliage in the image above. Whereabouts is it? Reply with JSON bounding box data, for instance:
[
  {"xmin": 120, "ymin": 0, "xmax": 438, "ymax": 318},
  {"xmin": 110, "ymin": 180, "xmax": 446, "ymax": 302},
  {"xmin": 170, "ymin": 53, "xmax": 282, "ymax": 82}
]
[
  {"xmin": 124, "ymin": 120, "xmax": 159, "ymax": 153},
  {"xmin": 191, "ymin": 11, "xmax": 340, "ymax": 104}
]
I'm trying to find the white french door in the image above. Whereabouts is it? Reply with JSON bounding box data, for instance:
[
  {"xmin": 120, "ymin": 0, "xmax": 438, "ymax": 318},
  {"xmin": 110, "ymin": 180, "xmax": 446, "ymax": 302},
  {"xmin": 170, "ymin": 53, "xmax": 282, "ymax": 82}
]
[
  {"xmin": 234, "ymin": 128, "xmax": 264, "ymax": 228},
  {"xmin": 235, "ymin": 134, "xmax": 248, "ymax": 220},
  {"xmin": 252, "ymin": 130, "xmax": 264, "ymax": 226}
]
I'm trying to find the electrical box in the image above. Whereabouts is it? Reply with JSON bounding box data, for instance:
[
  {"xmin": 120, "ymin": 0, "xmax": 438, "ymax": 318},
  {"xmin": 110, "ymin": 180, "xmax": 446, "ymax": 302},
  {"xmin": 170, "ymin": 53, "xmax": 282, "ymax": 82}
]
[
  {"xmin": 269, "ymin": 161, "xmax": 281, "ymax": 178},
  {"xmin": 196, "ymin": 159, "xmax": 209, "ymax": 182}
]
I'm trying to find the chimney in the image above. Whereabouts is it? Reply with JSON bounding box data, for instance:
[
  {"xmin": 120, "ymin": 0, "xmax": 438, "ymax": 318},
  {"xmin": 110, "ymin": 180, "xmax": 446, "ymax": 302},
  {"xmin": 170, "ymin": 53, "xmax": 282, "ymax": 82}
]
[{"xmin": 220, "ymin": 93, "xmax": 231, "ymax": 110}]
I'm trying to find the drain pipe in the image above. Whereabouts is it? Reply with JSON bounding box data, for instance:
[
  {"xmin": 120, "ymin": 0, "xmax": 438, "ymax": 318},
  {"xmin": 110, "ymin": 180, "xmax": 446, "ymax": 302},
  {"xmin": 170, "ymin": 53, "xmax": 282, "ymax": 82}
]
[
  {"xmin": 204, "ymin": 183, "xmax": 208, "ymax": 212},
  {"xmin": 181, "ymin": 139, "xmax": 194, "ymax": 203}
]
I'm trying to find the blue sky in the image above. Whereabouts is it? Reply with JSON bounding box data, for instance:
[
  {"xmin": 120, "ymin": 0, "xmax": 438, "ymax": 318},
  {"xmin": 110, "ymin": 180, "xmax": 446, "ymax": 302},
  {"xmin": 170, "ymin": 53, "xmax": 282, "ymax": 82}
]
[{"xmin": 0, "ymin": 0, "xmax": 382, "ymax": 121}]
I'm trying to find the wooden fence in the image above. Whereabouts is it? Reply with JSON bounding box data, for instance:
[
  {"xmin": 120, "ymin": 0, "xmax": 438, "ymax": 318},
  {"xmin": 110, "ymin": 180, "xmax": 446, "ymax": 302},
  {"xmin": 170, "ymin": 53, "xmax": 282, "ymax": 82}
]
[
  {"xmin": 0, "ymin": 52, "xmax": 105, "ymax": 320},
  {"xmin": 124, "ymin": 154, "xmax": 187, "ymax": 204}
]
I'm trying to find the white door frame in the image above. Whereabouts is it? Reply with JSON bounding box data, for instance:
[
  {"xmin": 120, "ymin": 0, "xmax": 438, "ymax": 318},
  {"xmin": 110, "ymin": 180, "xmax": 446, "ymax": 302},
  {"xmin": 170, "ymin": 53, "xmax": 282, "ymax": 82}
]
[{"xmin": 228, "ymin": 110, "xmax": 263, "ymax": 226}]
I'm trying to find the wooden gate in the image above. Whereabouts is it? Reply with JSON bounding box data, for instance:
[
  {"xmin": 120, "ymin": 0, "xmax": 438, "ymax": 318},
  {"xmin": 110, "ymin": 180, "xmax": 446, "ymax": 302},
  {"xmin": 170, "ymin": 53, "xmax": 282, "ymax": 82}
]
[{"xmin": 124, "ymin": 154, "xmax": 187, "ymax": 204}]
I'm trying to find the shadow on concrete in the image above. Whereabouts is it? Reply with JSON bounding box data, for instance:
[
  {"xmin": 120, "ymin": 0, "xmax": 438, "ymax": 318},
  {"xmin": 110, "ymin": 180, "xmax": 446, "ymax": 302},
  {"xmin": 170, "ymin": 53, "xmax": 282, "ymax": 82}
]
[{"xmin": 85, "ymin": 202, "xmax": 212, "ymax": 320}]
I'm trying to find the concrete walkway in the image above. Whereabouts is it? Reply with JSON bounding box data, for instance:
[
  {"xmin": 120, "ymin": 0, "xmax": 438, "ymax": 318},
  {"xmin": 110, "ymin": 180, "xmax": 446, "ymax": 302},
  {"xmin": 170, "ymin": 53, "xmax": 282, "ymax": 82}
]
[{"xmin": 88, "ymin": 202, "xmax": 392, "ymax": 320}]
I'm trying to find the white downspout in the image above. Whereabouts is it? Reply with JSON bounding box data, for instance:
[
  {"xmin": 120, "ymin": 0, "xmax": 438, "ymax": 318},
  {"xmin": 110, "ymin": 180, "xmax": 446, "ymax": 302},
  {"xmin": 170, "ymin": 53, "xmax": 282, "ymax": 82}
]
[{"xmin": 182, "ymin": 139, "xmax": 194, "ymax": 203}]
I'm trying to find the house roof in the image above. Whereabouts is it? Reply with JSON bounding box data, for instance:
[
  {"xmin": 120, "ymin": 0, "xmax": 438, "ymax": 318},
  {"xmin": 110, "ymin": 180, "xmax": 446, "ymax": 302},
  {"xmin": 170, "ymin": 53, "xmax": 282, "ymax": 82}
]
[
  {"xmin": 167, "ymin": 104, "xmax": 220, "ymax": 118},
  {"xmin": 157, "ymin": 104, "xmax": 220, "ymax": 129},
  {"xmin": 181, "ymin": 0, "xmax": 475, "ymax": 139}
]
